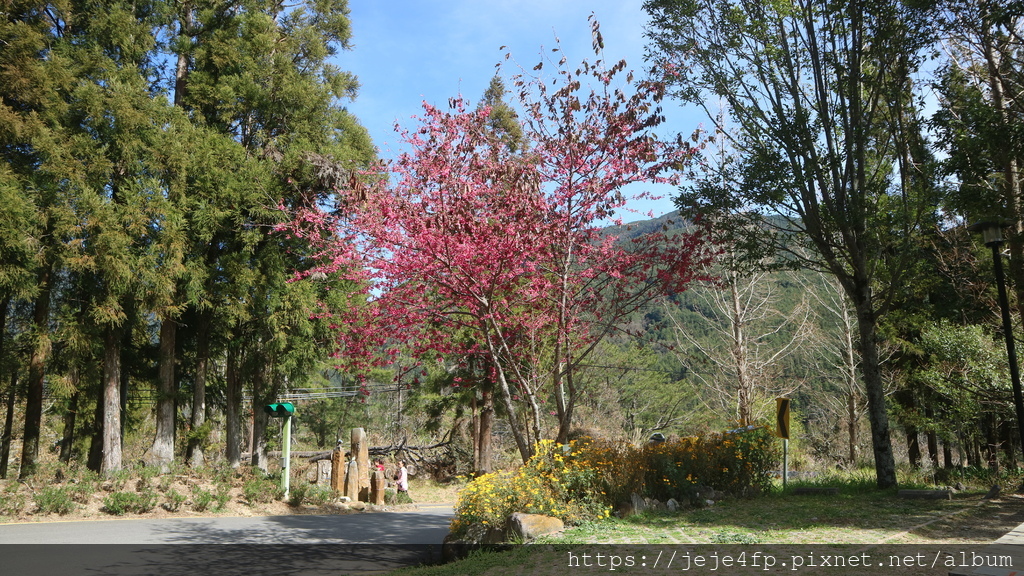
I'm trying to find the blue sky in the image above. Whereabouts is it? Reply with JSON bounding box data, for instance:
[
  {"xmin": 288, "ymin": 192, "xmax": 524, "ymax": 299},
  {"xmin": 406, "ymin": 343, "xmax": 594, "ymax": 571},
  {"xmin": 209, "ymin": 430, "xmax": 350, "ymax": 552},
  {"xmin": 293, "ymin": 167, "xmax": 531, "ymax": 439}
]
[{"xmin": 337, "ymin": 1, "xmax": 704, "ymax": 219}]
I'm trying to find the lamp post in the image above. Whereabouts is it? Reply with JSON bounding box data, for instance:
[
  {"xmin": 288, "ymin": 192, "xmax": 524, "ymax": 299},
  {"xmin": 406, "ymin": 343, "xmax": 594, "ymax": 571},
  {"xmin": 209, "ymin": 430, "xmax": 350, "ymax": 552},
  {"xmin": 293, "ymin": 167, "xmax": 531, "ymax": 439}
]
[{"xmin": 968, "ymin": 218, "xmax": 1024, "ymax": 453}]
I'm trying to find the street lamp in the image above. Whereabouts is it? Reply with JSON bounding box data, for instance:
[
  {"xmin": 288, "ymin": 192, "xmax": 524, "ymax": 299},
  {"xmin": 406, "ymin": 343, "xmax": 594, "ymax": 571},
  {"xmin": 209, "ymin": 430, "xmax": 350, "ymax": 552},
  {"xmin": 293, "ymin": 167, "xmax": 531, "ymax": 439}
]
[{"xmin": 968, "ymin": 217, "xmax": 1024, "ymax": 455}]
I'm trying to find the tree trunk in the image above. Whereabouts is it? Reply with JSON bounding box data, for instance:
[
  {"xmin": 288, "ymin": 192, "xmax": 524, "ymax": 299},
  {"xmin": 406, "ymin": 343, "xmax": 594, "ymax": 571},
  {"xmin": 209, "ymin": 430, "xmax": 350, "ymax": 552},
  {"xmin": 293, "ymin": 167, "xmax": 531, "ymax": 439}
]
[
  {"xmin": 251, "ymin": 406, "xmax": 268, "ymax": 472},
  {"xmin": 250, "ymin": 360, "xmax": 270, "ymax": 472},
  {"xmin": 0, "ymin": 297, "xmax": 11, "ymax": 478},
  {"xmin": 476, "ymin": 390, "xmax": 494, "ymax": 474},
  {"xmin": 853, "ymin": 295, "xmax": 898, "ymax": 488},
  {"xmin": 149, "ymin": 317, "xmax": 176, "ymax": 471},
  {"xmin": 984, "ymin": 413, "xmax": 999, "ymax": 471},
  {"xmin": 226, "ymin": 347, "xmax": 241, "ymax": 467},
  {"xmin": 118, "ymin": 300, "xmax": 134, "ymax": 438},
  {"xmin": 0, "ymin": 372, "xmax": 16, "ymax": 479},
  {"xmin": 847, "ymin": 391, "xmax": 858, "ymax": 465},
  {"xmin": 925, "ymin": 404, "xmax": 939, "ymax": 469},
  {"xmin": 87, "ymin": 390, "xmax": 104, "ymax": 472},
  {"xmin": 1001, "ymin": 419, "xmax": 1017, "ymax": 469},
  {"xmin": 101, "ymin": 326, "xmax": 123, "ymax": 475},
  {"xmin": 20, "ymin": 264, "xmax": 52, "ymax": 479},
  {"xmin": 905, "ymin": 423, "xmax": 921, "ymax": 470},
  {"xmin": 187, "ymin": 313, "xmax": 210, "ymax": 468},
  {"xmin": 730, "ymin": 278, "xmax": 753, "ymax": 425},
  {"xmin": 59, "ymin": 387, "xmax": 79, "ymax": 463}
]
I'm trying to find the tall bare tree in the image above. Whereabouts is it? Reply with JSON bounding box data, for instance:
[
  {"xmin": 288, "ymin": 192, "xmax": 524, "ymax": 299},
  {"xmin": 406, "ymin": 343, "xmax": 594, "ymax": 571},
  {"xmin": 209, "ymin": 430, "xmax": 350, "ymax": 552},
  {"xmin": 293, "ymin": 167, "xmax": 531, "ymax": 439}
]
[{"xmin": 646, "ymin": 0, "xmax": 939, "ymax": 487}]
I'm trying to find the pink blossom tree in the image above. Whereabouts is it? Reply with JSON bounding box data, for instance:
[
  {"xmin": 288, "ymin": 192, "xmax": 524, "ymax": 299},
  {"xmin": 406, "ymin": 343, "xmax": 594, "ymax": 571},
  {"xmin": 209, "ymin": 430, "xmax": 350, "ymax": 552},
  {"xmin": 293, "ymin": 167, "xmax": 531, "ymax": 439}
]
[{"xmin": 283, "ymin": 20, "xmax": 715, "ymax": 461}]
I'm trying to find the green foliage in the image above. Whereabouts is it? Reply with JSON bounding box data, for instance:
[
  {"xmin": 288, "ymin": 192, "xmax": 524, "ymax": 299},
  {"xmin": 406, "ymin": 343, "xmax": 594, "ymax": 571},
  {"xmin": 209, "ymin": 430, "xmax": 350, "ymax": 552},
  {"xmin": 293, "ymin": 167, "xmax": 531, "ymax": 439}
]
[
  {"xmin": 163, "ymin": 488, "xmax": 186, "ymax": 512},
  {"xmin": 34, "ymin": 487, "xmax": 76, "ymax": 516},
  {"xmin": 185, "ymin": 421, "xmax": 214, "ymax": 447},
  {"xmin": 189, "ymin": 484, "xmax": 228, "ymax": 513},
  {"xmin": 383, "ymin": 487, "xmax": 413, "ymax": 505},
  {"xmin": 288, "ymin": 482, "xmax": 337, "ymax": 507},
  {"xmin": 103, "ymin": 490, "xmax": 158, "ymax": 515},
  {"xmin": 451, "ymin": 430, "xmax": 779, "ymax": 538},
  {"xmin": 135, "ymin": 466, "xmax": 161, "ymax": 492},
  {"xmin": 0, "ymin": 490, "xmax": 26, "ymax": 517},
  {"xmin": 243, "ymin": 474, "xmax": 285, "ymax": 504},
  {"xmin": 639, "ymin": 427, "xmax": 779, "ymax": 503},
  {"xmin": 67, "ymin": 480, "xmax": 96, "ymax": 505}
]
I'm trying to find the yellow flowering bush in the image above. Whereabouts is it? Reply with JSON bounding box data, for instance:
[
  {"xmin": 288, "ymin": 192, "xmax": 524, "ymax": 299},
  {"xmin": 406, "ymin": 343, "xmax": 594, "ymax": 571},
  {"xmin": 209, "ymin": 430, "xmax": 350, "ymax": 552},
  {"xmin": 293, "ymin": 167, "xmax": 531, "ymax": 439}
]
[
  {"xmin": 641, "ymin": 427, "xmax": 778, "ymax": 502},
  {"xmin": 450, "ymin": 428, "xmax": 779, "ymax": 538},
  {"xmin": 451, "ymin": 439, "xmax": 612, "ymax": 537}
]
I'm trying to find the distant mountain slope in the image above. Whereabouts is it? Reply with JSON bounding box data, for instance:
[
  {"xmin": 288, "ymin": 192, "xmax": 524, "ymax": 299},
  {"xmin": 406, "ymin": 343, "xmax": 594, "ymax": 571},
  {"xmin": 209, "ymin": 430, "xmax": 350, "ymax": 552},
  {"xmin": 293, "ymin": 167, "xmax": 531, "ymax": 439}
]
[{"xmin": 602, "ymin": 210, "xmax": 692, "ymax": 240}]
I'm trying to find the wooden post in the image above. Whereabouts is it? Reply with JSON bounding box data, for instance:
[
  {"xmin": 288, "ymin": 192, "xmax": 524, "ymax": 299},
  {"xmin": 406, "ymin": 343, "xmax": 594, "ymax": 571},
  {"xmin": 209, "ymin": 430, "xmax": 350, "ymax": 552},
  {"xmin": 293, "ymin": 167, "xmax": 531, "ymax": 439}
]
[
  {"xmin": 344, "ymin": 457, "xmax": 360, "ymax": 501},
  {"xmin": 371, "ymin": 470, "xmax": 386, "ymax": 505},
  {"xmin": 330, "ymin": 447, "xmax": 344, "ymax": 493},
  {"xmin": 352, "ymin": 427, "xmax": 370, "ymax": 501}
]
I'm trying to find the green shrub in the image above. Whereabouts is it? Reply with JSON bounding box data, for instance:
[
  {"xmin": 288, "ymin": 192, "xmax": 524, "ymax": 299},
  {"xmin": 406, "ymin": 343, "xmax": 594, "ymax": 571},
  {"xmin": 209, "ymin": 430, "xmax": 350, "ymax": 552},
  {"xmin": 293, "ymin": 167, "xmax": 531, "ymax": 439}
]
[
  {"xmin": 289, "ymin": 482, "xmax": 337, "ymax": 507},
  {"xmin": 35, "ymin": 486, "xmax": 76, "ymax": 515},
  {"xmin": 288, "ymin": 482, "xmax": 310, "ymax": 506},
  {"xmin": 214, "ymin": 484, "xmax": 231, "ymax": 510},
  {"xmin": 67, "ymin": 479, "xmax": 95, "ymax": 504},
  {"xmin": 108, "ymin": 468, "xmax": 132, "ymax": 491},
  {"xmin": 307, "ymin": 486, "xmax": 338, "ymax": 506},
  {"xmin": 103, "ymin": 490, "xmax": 157, "ymax": 515},
  {"xmin": 135, "ymin": 466, "xmax": 160, "ymax": 491},
  {"xmin": 163, "ymin": 489, "xmax": 186, "ymax": 512},
  {"xmin": 0, "ymin": 491, "xmax": 26, "ymax": 516},
  {"xmin": 640, "ymin": 427, "xmax": 779, "ymax": 503},
  {"xmin": 191, "ymin": 486, "xmax": 216, "ymax": 512},
  {"xmin": 451, "ymin": 428, "xmax": 780, "ymax": 538},
  {"xmin": 243, "ymin": 475, "xmax": 284, "ymax": 504}
]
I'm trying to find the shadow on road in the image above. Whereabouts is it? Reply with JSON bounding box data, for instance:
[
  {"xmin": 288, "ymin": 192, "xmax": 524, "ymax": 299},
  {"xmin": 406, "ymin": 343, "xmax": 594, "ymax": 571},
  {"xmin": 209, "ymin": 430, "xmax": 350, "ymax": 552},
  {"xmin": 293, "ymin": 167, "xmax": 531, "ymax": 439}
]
[
  {"xmin": 1, "ymin": 510, "xmax": 455, "ymax": 575},
  {"xmin": 3, "ymin": 543, "xmax": 444, "ymax": 575}
]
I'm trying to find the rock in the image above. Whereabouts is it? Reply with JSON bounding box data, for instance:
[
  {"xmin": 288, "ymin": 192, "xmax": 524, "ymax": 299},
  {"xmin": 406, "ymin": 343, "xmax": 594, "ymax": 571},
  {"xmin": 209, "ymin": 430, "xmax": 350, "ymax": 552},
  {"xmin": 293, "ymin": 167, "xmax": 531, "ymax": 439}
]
[
  {"xmin": 666, "ymin": 498, "xmax": 679, "ymax": 512},
  {"xmin": 695, "ymin": 485, "xmax": 716, "ymax": 501},
  {"xmin": 508, "ymin": 512, "xmax": 564, "ymax": 541},
  {"xmin": 630, "ymin": 492, "xmax": 648, "ymax": 514},
  {"xmin": 984, "ymin": 484, "xmax": 1001, "ymax": 499},
  {"xmin": 349, "ymin": 500, "xmax": 367, "ymax": 510},
  {"xmin": 442, "ymin": 523, "xmax": 507, "ymax": 562},
  {"xmin": 614, "ymin": 502, "xmax": 634, "ymax": 518},
  {"xmin": 954, "ymin": 482, "xmax": 966, "ymax": 492}
]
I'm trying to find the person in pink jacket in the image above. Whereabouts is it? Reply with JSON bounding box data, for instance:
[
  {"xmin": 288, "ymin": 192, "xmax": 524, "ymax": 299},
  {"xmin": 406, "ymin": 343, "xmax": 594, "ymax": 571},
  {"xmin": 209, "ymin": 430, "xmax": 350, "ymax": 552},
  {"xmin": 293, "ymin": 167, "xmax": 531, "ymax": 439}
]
[{"xmin": 396, "ymin": 460, "xmax": 409, "ymax": 494}]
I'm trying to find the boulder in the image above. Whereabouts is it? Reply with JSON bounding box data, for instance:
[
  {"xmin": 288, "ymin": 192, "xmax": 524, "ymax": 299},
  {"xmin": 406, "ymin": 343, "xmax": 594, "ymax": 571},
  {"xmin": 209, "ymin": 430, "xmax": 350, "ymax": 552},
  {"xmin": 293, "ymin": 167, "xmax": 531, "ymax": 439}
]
[
  {"xmin": 442, "ymin": 523, "xmax": 507, "ymax": 562},
  {"xmin": 508, "ymin": 512, "xmax": 564, "ymax": 541},
  {"xmin": 666, "ymin": 498, "xmax": 679, "ymax": 512},
  {"xmin": 648, "ymin": 498, "xmax": 666, "ymax": 511},
  {"xmin": 695, "ymin": 485, "xmax": 717, "ymax": 501},
  {"xmin": 630, "ymin": 492, "xmax": 648, "ymax": 513}
]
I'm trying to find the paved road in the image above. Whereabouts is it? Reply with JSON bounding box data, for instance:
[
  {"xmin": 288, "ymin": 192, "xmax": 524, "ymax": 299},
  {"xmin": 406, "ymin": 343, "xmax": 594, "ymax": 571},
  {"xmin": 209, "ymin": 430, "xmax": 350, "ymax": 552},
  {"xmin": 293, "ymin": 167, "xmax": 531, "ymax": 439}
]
[{"xmin": 0, "ymin": 505, "xmax": 454, "ymax": 575}]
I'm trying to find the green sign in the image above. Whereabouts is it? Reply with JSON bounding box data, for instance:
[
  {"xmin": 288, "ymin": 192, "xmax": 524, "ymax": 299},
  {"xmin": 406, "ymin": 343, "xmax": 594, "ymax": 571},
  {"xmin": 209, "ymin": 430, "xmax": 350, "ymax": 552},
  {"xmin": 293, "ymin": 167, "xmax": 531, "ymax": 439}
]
[{"xmin": 265, "ymin": 403, "xmax": 295, "ymax": 418}]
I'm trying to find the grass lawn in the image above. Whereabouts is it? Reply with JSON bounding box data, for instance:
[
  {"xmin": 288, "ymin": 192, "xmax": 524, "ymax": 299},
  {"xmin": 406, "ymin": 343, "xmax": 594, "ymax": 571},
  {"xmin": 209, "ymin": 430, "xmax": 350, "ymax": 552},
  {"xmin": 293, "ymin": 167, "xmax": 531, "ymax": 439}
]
[{"xmin": 385, "ymin": 477, "xmax": 1024, "ymax": 576}]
